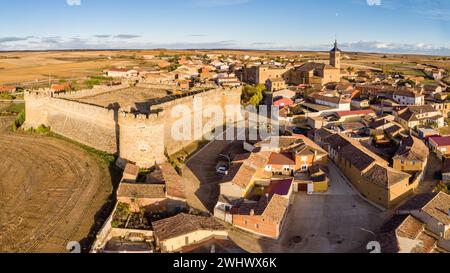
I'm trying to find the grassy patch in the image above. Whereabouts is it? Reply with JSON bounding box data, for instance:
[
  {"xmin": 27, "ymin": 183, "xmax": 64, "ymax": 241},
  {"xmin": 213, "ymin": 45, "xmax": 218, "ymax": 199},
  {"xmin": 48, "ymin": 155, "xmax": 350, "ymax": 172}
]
[
  {"xmin": 6, "ymin": 103, "xmax": 25, "ymax": 114},
  {"xmin": 166, "ymin": 140, "xmax": 209, "ymax": 174},
  {"xmin": 434, "ymin": 181, "xmax": 450, "ymax": 194},
  {"xmin": 439, "ymin": 126, "xmax": 450, "ymax": 136},
  {"xmin": 47, "ymin": 132, "xmax": 116, "ymax": 164}
]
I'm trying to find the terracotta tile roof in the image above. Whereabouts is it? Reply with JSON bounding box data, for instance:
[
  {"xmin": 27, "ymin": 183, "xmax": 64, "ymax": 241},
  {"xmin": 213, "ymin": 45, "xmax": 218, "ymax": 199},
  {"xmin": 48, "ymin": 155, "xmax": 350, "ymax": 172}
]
[
  {"xmin": 363, "ymin": 164, "xmax": 410, "ymax": 188},
  {"xmin": 0, "ymin": 85, "xmax": 16, "ymax": 92},
  {"xmin": 181, "ymin": 237, "xmax": 247, "ymax": 253},
  {"xmin": 335, "ymin": 110, "xmax": 375, "ymax": 118},
  {"xmin": 412, "ymin": 232, "xmax": 438, "ymax": 253},
  {"xmin": 273, "ymin": 98, "xmax": 294, "ymax": 107},
  {"xmin": 109, "ymin": 68, "xmax": 131, "ymax": 72},
  {"xmin": 268, "ymin": 152, "xmax": 295, "ymax": 166},
  {"xmin": 340, "ymin": 145, "xmax": 378, "ymax": 172},
  {"xmin": 262, "ymin": 194, "xmax": 289, "ymax": 225},
  {"xmin": 394, "ymin": 89, "xmax": 423, "ymax": 98},
  {"xmin": 124, "ymin": 163, "xmax": 139, "ymax": 178},
  {"xmin": 323, "ymin": 134, "xmax": 352, "ymax": 151},
  {"xmin": 231, "ymin": 164, "xmax": 258, "ymax": 189},
  {"xmin": 421, "ymin": 192, "xmax": 450, "ymax": 225},
  {"xmin": 396, "ymin": 215, "xmax": 425, "ymax": 240},
  {"xmin": 393, "ymin": 136, "xmax": 429, "ymax": 162},
  {"xmin": 397, "ymin": 193, "xmax": 438, "ymax": 211},
  {"xmin": 153, "ymin": 214, "xmax": 226, "ymax": 241},
  {"xmin": 117, "ymin": 183, "xmax": 166, "ymax": 199},
  {"xmin": 159, "ymin": 163, "xmax": 185, "ymax": 200},
  {"xmin": 315, "ymin": 128, "xmax": 333, "ymax": 140}
]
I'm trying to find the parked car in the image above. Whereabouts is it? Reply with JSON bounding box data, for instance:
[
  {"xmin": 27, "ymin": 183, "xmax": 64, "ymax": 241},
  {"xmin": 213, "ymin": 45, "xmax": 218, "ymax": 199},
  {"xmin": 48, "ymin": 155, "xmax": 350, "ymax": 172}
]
[{"xmin": 216, "ymin": 166, "xmax": 229, "ymax": 175}]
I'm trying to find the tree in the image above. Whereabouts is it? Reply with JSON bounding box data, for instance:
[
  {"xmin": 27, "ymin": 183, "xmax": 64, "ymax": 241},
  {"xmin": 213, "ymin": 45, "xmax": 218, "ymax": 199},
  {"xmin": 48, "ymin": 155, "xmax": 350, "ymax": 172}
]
[
  {"xmin": 346, "ymin": 66, "xmax": 356, "ymax": 75},
  {"xmin": 241, "ymin": 84, "xmax": 266, "ymax": 106}
]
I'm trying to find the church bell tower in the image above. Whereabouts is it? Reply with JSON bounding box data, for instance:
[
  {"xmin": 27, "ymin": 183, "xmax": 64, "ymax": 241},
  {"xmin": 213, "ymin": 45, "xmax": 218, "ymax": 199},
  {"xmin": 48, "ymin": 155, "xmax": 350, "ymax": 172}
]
[{"xmin": 330, "ymin": 40, "xmax": 341, "ymax": 70}]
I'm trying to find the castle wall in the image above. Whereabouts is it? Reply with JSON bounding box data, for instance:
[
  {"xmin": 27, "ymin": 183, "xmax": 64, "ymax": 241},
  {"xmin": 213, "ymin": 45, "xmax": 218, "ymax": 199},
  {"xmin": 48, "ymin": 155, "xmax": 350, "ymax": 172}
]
[
  {"xmin": 25, "ymin": 91, "xmax": 118, "ymax": 154},
  {"xmin": 24, "ymin": 86, "xmax": 242, "ymax": 168}
]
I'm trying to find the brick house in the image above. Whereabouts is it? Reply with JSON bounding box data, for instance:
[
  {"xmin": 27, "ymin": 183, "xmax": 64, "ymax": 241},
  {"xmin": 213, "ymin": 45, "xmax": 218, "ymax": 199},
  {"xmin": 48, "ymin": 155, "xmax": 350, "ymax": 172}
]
[
  {"xmin": 323, "ymin": 133, "xmax": 414, "ymax": 209},
  {"xmin": 117, "ymin": 163, "xmax": 186, "ymax": 213}
]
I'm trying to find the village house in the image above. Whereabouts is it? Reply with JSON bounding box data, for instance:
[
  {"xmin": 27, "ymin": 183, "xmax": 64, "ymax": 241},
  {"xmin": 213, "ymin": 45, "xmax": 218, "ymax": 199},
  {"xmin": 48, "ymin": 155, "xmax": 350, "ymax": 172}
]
[
  {"xmin": 272, "ymin": 89, "xmax": 296, "ymax": 101},
  {"xmin": 392, "ymin": 89, "xmax": 425, "ymax": 106},
  {"xmin": 266, "ymin": 77, "xmax": 286, "ymax": 92},
  {"xmin": 394, "ymin": 105, "xmax": 444, "ymax": 130},
  {"xmin": 152, "ymin": 213, "xmax": 228, "ymax": 253},
  {"xmin": 392, "ymin": 136, "xmax": 429, "ymax": 175},
  {"xmin": 144, "ymin": 72, "xmax": 175, "ymax": 85},
  {"xmin": 257, "ymin": 135, "xmax": 328, "ymax": 175},
  {"xmin": 357, "ymin": 83, "xmax": 396, "ymax": 100},
  {"xmin": 380, "ymin": 192, "xmax": 450, "ymax": 253},
  {"xmin": 273, "ymin": 97, "xmax": 294, "ymax": 108},
  {"xmin": 215, "ymin": 135, "xmax": 329, "ymax": 238},
  {"xmin": 217, "ymin": 76, "xmax": 241, "ymax": 88},
  {"xmin": 425, "ymin": 93, "xmax": 450, "ymax": 118},
  {"xmin": 309, "ymin": 93, "xmax": 351, "ymax": 111},
  {"xmin": 323, "ymin": 133, "xmax": 415, "ymax": 209},
  {"xmin": 116, "ymin": 163, "xmax": 186, "ymax": 213},
  {"xmin": 428, "ymin": 136, "xmax": 450, "ymax": 159},
  {"xmin": 422, "ymin": 84, "xmax": 443, "ymax": 95},
  {"xmin": 242, "ymin": 64, "xmax": 288, "ymax": 85},
  {"xmin": 332, "ymin": 109, "xmax": 376, "ymax": 123},
  {"xmin": 230, "ymin": 180, "xmax": 293, "ymax": 239},
  {"xmin": 351, "ymin": 98, "xmax": 370, "ymax": 109},
  {"xmin": 0, "ymin": 85, "xmax": 17, "ymax": 94},
  {"xmin": 107, "ymin": 68, "xmax": 139, "ymax": 78}
]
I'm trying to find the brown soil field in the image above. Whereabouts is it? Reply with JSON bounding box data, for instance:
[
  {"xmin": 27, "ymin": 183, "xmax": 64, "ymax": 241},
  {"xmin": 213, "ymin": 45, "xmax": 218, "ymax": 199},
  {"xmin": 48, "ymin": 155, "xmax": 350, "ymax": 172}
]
[
  {"xmin": 0, "ymin": 116, "xmax": 115, "ymax": 253},
  {"xmin": 0, "ymin": 50, "xmax": 447, "ymax": 86}
]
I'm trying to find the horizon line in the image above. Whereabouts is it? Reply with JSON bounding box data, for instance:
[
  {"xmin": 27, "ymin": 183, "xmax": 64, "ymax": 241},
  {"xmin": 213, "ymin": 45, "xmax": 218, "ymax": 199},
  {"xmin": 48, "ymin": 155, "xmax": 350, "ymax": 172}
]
[{"xmin": 1, "ymin": 48, "xmax": 448, "ymax": 57}]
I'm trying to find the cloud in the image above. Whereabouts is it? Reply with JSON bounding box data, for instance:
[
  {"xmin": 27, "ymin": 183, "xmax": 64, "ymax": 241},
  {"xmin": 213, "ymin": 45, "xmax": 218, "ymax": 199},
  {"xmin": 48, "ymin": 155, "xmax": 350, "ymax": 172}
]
[
  {"xmin": 0, "ymin": 36, "xmax": 448, "ymax": 56},
  {"xmin": 366, "ymin": 0, "xmax": 381, "ymax": 6},
  {"xmin": 114, "ymin": 34, "xmax": 142, "ymax": 39},
  {"xmin": 94, "ymin": 35, "xmax": 111, "ymax": 38},
  {"xmin": 188, "ymin": 34, "xmax": 208, "ymax": 37},
  {"xmin": 0, "ymin": 37, "xmax": 30, "ymax": 44},
  {"xmin": 66, "ymin": 0, "xmax": 81, "ymax": 6}
]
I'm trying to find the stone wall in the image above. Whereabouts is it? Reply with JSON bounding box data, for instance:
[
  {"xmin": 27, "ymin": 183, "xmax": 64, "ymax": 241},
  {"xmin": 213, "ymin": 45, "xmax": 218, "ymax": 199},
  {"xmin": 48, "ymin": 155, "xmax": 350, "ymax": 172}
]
[{"xmin": 24, "ymin": 86, "xmax": 242, "ymax": 168}]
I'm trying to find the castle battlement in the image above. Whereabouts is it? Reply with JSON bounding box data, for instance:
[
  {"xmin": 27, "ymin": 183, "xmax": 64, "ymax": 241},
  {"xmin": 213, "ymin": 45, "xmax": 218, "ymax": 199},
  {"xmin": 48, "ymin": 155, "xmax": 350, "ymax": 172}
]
[{"xmin": 24, "ymin": 84, "xmax": 242, "ymax": 168}]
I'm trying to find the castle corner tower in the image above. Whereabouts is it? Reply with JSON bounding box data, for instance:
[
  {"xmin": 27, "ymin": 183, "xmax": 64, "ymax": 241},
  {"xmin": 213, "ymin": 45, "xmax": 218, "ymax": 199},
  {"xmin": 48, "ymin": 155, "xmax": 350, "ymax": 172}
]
[{"xmin": 330, "ymin": 40, "xmax": 341, "ymax": 70}]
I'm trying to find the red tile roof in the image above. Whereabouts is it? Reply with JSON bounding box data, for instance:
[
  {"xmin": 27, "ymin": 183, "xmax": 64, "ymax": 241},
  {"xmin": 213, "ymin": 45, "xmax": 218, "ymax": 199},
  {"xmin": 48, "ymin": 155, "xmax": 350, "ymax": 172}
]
[
  {"xmin": 429, "ymin": 136, "xmax": 450, "ymax": 147},
  {"xmin": 273, "ymin": 98, "xmax": 294, "ymax": 107},
  {"xmin": 266, "ymin": 179, "xmax": 293, "ymax": 197},
  {"xmin": 335, "ymin": 109, "xmax": 375, "ymax": 118}
]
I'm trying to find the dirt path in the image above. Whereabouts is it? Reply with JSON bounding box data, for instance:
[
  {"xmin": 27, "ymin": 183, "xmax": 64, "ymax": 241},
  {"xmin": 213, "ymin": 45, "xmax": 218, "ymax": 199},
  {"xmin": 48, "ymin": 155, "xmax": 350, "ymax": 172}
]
[{"xmin": 0, "ymin": 117, "xmax": 114, "ymax": 253}]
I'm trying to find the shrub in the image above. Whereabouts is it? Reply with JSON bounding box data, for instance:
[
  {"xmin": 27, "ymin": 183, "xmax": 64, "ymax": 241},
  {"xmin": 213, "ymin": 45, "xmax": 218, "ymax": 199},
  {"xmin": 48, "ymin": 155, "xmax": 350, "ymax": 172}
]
[{"xmin": 12, "ymin": 111, "xmax": 25, "ymax": 130}]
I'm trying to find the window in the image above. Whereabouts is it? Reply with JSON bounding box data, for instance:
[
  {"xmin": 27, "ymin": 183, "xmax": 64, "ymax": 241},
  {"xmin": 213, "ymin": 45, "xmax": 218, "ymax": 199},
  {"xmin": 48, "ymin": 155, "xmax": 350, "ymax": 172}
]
[{"xmin": 255, "ymin": 224, "xmax": 260, "ymax": 229}]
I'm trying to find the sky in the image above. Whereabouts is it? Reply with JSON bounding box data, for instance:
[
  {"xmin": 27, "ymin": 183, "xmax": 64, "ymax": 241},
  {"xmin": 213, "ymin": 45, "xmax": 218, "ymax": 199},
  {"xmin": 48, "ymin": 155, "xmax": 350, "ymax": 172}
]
[{"xmin": 0, "ymin": 0, "xmax": 449, "ymax": 55}]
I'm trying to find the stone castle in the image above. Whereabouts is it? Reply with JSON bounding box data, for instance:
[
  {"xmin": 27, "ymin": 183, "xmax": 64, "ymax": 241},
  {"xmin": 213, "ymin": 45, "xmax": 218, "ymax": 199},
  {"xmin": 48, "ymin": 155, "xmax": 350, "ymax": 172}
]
[{"xmin": 24, "ymin": 85, "xmax": 242, "ymax": 168}]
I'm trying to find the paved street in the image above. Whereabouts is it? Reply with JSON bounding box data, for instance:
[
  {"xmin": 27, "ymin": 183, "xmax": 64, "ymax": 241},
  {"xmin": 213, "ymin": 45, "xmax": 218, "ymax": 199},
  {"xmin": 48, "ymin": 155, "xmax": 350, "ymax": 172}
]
[{"xmin": 182, "ymin": 126, "xmax": 246, "ymax": 212}]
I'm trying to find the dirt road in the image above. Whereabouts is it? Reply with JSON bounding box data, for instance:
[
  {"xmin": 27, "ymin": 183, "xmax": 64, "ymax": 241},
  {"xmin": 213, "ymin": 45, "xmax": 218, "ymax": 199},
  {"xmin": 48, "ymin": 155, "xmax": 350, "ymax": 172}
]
[{"xmin": 0, "ymin": 117, "xmax": 114, "ymax": 253}]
